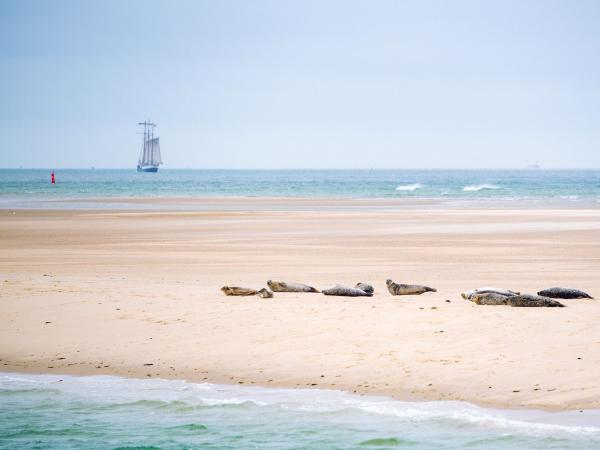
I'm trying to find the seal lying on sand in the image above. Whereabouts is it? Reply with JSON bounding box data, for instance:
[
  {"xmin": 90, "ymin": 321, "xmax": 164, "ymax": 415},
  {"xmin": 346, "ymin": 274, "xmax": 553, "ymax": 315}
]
[
  {"xmin": 221, "ymin": 286, "xmax": 258, "ymax": 296},
  {"xmin": 537, "ymin": 287, "xmax": 593, "ymax": 299},
  {"xmin": 467, "ymin": 292, "xmax": 564, "ymax": 307},
  {"xmin": 267, "ymin": 280, "xmax": 319, "ymax": 293},
  {"xmin": 257, "ymin": 288, "xmax": 273, "ymax": 298},
  {"xmin": 468, "ymin": 292, "xmax": 510, "ymax": 305},
  {"xmin": 354, "ymin": 283, "xmax": 374, "ymax": 295},
  {"xmin": 386, "ymin": 279, "xmax": 436, "ymax": 296},
  {"xmin": 461, "ymin": 287, "xmax": 519, "ymax": 300},
  {"xmin": 505, "ymin": 294, "xmax": 565, "ymax": 307},
  {"xmin": 322, "ymin": 285, "xmax": 373, "ymax": 297}
]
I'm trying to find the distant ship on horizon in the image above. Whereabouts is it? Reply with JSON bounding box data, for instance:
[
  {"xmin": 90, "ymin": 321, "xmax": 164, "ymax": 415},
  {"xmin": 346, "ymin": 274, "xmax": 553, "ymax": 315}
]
[{"xmin": 137, "ymin": 120, "xmax": 163, "ymax": 173}]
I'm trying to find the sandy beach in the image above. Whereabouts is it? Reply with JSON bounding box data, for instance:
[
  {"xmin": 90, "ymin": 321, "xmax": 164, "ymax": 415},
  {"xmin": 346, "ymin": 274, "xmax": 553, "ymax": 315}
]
[{"xmin": 1, "ymin": 199, "xmax": 599, "ymax": 410}]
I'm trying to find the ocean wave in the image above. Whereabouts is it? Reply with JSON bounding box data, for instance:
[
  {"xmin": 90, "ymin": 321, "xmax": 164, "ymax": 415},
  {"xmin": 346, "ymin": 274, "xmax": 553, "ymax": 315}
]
[
  {"xmin": 395, "ymin": 183, "xmax": 422, "ymax": 192},
  {"xmin": 2, "ymin": 372, "xmax": 599, "ymax": 441},
  {"xmin": 463, "ymin": 184, "xmax": 500, "ymax": 192},
  {"xmin": 356, "ymin": 401, "xmax": 600, "ymax": 438}
]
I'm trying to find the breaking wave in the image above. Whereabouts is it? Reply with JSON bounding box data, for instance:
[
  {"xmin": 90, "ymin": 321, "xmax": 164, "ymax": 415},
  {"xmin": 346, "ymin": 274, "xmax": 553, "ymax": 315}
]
[
  {"xmin": 463, "ymin": 184, "xmax": 500, "ymax": 192},
  {"xmin": 395, "ymin": 183, "xmax": 422, "ymax": 192}
]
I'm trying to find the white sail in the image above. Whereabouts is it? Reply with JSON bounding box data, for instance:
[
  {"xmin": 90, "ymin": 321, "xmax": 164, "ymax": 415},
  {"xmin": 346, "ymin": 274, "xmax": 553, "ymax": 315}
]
[
  {"xmin": 139, "ymin": 137, "xmax": 162, "ymax": 166},
  {"xmin": 148, "ymin": 138, "xmax": 162, "ymax": 165}
]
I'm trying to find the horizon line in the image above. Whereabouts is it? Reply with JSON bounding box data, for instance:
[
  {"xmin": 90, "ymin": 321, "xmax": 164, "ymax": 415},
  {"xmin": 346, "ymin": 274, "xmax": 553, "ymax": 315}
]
[{"xmin": 1, "ymin": 167, "xmax": 600, "ymax": 171}]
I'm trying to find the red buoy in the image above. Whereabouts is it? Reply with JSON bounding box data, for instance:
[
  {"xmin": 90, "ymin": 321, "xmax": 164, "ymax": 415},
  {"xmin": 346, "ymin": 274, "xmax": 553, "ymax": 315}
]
[{"xmin": 51, "ymin": 171, "xmax": 55, "ymax": 184}]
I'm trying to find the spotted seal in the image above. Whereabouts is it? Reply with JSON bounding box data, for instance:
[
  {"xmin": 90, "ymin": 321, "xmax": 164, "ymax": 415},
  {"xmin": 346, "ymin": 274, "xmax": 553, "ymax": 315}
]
[
  {"xmin": 468, "ymin": 292, "xmax": 510, "ymax": 305},
  {"xmin": 257, "ymin": 288, "xmax": 274, "ymax": 298},
  {"xmin": 537, "ymin": 287, "xmax": 593, "ymax": 299},
  {"xmin": 354, "ymin": 283, "xmax": 374, "ymax": 295},
  {"xmin": 221, "ymin": 286, "xmax": 258, "ymax": 296},
  {"xmin": 322, "ymin": 285, "xmax": 373, "ymax": 297},
  {"xmin": 386, "ymin": 279, "xmax": 436, "ymax": 296},
  {"xmin": 505, "ymin": 294, "xmax": 565, "ymax": 307},
  {"xmin": 267, "ymin": 280, "xmax": 319, "ymax": 293}
]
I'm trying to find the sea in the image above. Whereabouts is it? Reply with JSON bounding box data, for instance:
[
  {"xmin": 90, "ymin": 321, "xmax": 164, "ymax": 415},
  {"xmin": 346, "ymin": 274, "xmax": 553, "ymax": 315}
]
[
  {"xmin": 1, "ymin": 373, "xmax": 599, "ymax": 450},
  {"xmin": 0, "ymin": 169, "xmax": 599, "ymax": 209}
]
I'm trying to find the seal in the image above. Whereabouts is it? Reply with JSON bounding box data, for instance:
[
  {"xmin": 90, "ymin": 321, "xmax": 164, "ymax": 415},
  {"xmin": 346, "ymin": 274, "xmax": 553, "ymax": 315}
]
[
  {"xmin": 221, "ymin": 286, "xmax": 258, "ymax": 296},
  {"xmin": 354, "ymin": 282, "xmax": 374, "ymax": 295},
  {"xmin": 386, "ymin": 279, "xmax": 436, "ymax": 296},
  {"xmin": 537, "ymin": 287, "xmax": 593, "ymax": 299},
  {"xmin": 505, "ymin": 294, "xmax": 565, "ymax": 307},
  {"xmin": 257, "ymin": 288, "xmax": 274, "ymax": 298},
  {"xmin": 267, "ymin": 280, "xmax": 319, "ymax": 293},
  {"xmin": 322, "ymin": 284, "xmax": 373, "ymax": 297},
  {"xmin": 468, "ymin": 292, "xmax": 510, "ymax": 305},
  {"xmin": 461, "ymin": 287, "xmax": 519, "ymax": 300}
]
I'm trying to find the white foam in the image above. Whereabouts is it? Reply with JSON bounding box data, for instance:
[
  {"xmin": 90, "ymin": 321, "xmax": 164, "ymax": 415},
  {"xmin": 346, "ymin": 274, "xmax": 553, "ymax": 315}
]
[
  {"xmin": 395, "ymin": 183, "xmax": 422, "ymax": 192},
  {"xmin": 463, "ymin": 184, "xmax": 500, "ymax": 192},
  {"xmin": 559, "ymin": 195, "xmax": 580, "ymax": 201}
]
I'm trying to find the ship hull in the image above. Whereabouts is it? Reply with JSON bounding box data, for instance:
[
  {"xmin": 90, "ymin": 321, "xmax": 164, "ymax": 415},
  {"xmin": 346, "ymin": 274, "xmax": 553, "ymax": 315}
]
[{"xmin": 137, "ymin": 166, "xmax": 159, "ymax": 173}]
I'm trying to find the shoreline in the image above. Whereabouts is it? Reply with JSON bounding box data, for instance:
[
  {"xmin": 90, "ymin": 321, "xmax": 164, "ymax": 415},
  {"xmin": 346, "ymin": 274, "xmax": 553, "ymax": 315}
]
[
  {"xmin": 0, "ymin": 364, "xmax": 595, "ymax": 414},
  {"xmin": 4, "ymin": 371, "xmax": 600, "ymax": 425},
  {"xmin": 1, "ymin": 205, "xmax": 599, "ymax": 411}
]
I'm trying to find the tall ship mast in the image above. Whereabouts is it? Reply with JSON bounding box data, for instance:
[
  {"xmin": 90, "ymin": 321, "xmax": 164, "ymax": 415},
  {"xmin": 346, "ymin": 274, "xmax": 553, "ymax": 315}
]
[{"xmin": 137, "ymin": 120, "xmax": 163, "ymax": 173}]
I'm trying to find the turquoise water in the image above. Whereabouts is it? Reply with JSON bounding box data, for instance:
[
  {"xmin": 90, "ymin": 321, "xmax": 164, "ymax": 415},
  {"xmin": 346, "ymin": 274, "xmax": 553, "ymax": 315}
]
[
  {"xmin": 1, "ymin": 169, "xmax": 599, "ymax": 207},
  {"xmin": 1, "ymin": 373, "xmax": 599, "ymax": 450}
]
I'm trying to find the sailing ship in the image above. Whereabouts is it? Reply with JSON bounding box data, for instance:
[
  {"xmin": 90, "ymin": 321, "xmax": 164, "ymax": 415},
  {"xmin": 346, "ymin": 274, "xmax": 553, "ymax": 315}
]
[{"xmin": 137, "ymin": 120, "xmax": 163, "ymax": 172}]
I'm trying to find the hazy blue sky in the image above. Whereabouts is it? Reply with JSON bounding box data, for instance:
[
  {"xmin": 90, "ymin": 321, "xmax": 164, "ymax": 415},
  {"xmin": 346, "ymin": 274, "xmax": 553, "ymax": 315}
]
[{"xmin": 1, "ymin": 0, "xmax": 599, "ymax": 169}]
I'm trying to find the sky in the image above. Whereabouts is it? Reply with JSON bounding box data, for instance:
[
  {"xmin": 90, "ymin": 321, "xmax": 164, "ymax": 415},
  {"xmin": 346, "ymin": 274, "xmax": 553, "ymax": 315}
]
[{"xmin": 1, "ymin": 0, "xmax": 599, "ymax": 169}]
